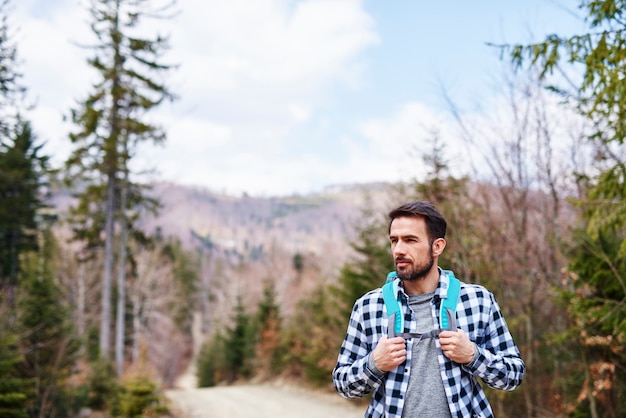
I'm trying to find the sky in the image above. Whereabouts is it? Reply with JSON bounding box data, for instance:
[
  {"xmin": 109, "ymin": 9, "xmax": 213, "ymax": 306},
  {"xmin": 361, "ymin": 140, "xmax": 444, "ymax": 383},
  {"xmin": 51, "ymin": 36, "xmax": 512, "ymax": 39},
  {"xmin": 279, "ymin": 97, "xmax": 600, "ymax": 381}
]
[{"xmin": 14, "ymin": 0, "xmax": 587, "ymax": 197}]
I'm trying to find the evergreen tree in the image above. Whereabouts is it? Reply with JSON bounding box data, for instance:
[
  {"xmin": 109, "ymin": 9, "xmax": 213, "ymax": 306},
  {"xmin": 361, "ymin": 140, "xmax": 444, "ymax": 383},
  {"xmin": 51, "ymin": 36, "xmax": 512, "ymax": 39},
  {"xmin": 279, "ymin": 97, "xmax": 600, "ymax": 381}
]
[
  {"xmin": 196, "ymin": 330, "xmax": 226, "ymax": 387},
  {"xmin": 114, "ymin": 375, "xmax": 169, "ymax": 417},
  {"xmin": 223, "ymin": 296, "xmax": 255, "ymax": 382},
  {"xmin": 196, "ymin": 298, "xmax": 256, "ymax": 385},
  {"xmin": 255, "ymin": 279, "xmax": 282, "ymax": 376},
  {"xmin": 0, "ymin": 323, "xmax": 30, "ymax": 417},
  {"xmin": 160, "ymin": 239, "xmax": 198, "ymax": 333},
  {"xmin": 0, "ymin": 121, "xmax": 48, "ymax": 308},
  {"xmin": 562, "ymin": 226, "xmax": 626, "ymax": 415},
  {"xmin": 287, "ymin": 284, "xmax": 344, "ymax": 386},
  {"xmin": 16, "ymin": 226, "xmax": 79, "ymax": 418},
  {"xmin": 66, "ymin": 0, "xmax": 176, "ymax": 364}
]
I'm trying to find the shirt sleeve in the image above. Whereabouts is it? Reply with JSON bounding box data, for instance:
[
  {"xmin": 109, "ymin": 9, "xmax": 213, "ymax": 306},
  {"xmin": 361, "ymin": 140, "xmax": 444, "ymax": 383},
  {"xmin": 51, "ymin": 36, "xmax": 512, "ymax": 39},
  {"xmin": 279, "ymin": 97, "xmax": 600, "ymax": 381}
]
[
  {"xmin": 461, "ymin": 291, "xmax": 526, "ymax": 391},
  {"xmin": 332, "ymin": 297, "xmax": 385, "ymax": 398}
]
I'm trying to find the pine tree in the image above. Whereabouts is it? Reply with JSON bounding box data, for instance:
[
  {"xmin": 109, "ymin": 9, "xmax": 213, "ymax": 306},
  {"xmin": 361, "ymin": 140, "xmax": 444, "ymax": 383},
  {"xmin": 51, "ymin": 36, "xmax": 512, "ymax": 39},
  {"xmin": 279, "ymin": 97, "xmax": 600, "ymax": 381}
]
[
  {"xmin": 0, "ymin": 121, "xmax": 47, "ymax": 308},
  {"xmin": 288, "ymin": 284, "xmax": 344, "ymax": 386},
  {"xmin": 66, "ymin": 0, "xmax": 176, "ymax": 366},
  {"xmin": 0, "ymin": 322, "xmax": 29, "ymax": 417},
  {"xmin": 16, "ymin": 226, "xmax": 80, "ymax": 417},
  {"xmin": 560, "ymin": 203, "xmax": 626, "ymax": 415},
  {"xmin": 255, "ymin": 279, "xmax": 282, "ymax": 376},
  {"xmin": 223, "ymin": 296, "xmax": 256, "ymax": 382}
]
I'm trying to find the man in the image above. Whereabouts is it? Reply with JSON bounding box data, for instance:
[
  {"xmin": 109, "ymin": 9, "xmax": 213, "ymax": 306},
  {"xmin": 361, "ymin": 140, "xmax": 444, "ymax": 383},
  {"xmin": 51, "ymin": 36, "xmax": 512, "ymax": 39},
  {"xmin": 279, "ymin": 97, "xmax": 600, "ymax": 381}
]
[{"xmin": 332, "ymin": 201, "xmax": 525, "ymax": 417}]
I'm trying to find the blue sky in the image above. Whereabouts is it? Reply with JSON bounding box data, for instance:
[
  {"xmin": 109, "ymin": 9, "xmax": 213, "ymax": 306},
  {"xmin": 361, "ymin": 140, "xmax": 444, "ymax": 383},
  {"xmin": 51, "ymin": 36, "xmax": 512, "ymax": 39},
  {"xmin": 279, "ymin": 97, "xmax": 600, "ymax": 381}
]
[{"xmin": 15, "ymin": 0, "xmax": 586, "ymax": 196}]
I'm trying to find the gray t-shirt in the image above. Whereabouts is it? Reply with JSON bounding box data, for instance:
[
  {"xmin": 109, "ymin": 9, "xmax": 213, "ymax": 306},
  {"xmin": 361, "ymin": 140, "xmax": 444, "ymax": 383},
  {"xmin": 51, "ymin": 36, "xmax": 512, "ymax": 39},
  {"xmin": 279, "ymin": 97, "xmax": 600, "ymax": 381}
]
[{"xmin": 402, "ymin": 292, "xmax": 452, "ymax": 417}]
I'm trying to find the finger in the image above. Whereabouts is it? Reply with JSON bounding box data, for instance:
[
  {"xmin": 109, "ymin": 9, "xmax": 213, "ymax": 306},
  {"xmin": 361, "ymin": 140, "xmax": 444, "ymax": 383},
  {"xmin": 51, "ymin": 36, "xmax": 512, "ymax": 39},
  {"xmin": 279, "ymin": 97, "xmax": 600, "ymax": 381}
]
[
  {"xmin": 439, "ymin": 330, "xmax": 457, "ymax": 339},
  {"xmin": 457, "ymin": 329, "xmax": 469, "ymax": 340}
]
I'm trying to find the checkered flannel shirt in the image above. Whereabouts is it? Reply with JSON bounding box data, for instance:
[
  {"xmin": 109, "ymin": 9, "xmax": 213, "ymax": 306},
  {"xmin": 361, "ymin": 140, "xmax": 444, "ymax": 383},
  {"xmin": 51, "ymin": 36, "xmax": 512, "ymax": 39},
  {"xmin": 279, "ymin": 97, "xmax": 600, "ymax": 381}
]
[{"xmin": 332, "ymin": 269, "xmax": 526, "ymax": 418}]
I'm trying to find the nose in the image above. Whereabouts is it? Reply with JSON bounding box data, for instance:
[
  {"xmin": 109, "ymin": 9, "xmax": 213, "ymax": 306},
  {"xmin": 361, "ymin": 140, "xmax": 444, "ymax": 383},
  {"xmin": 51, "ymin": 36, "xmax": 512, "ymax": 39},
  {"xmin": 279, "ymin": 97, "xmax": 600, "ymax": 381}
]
[{"xmin": 392, "ymin": 240, "xmax": 406, "ymax": 257}]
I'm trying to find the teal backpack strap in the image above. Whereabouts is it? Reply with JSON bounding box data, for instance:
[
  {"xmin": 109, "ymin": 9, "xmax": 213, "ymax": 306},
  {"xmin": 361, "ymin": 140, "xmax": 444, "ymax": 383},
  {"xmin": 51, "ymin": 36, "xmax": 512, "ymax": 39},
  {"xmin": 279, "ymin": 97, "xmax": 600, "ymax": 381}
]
[
  {"xmin": 440, "ymin": 269, "xmax": 461, "ymax": 330},
  {"xmin": 382, "ymin": 271, "xmax": 403, "ymax": 337}
]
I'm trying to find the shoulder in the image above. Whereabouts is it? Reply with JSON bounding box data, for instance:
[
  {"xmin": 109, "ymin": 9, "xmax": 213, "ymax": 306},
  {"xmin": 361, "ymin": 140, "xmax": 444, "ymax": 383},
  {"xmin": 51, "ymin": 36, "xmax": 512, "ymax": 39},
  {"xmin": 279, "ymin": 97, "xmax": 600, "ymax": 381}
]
[
  {"xmin": 347, "ymin": 288, "xmax": 387, "ymax": 330},
  {"xmin": 355, "ymin": 287, "xmax": 384, "ymax": 307},
  {"xmin": 459, "ymin": 282, "xmax": 493, "ymax": 299},
  {"xmin": 458, "ymin": 281, "xmax": 500, "ymax": 312},
  {"xmin": 350, "ymin": 287, "xmax": 385, "ymax": 317}
]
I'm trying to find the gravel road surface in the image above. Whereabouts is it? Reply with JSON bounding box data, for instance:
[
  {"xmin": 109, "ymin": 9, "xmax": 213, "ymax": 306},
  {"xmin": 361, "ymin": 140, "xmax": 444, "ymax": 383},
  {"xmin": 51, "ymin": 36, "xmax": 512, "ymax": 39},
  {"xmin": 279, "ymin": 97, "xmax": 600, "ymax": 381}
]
[{"xmin": 165, "ymin": 384, "xmax": 365, "ymax": 418}]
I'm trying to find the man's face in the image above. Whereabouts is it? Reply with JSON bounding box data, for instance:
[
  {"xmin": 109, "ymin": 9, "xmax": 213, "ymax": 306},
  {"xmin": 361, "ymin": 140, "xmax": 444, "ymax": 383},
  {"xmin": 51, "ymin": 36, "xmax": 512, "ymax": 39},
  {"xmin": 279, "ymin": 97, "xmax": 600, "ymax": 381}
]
[{"xmin": 389, "ymin": 216, "xmax": 435, "ymax": 282}]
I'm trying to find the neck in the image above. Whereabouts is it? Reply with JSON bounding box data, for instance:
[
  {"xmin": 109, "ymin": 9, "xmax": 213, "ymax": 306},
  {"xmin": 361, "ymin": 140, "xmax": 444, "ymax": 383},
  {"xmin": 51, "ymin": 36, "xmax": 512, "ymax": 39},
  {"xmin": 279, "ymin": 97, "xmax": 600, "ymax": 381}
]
[{"xmin": 402, "ymin": 267, "xmax": 440, "ymax": 295}]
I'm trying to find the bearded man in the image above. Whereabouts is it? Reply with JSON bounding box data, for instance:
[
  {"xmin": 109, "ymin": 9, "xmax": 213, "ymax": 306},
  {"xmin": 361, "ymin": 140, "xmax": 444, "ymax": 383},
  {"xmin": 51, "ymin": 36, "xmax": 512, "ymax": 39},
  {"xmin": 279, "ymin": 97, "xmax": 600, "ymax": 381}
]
[{"xmin": 332, "ymin": 201, "xmax": 525, "ymax": 418}]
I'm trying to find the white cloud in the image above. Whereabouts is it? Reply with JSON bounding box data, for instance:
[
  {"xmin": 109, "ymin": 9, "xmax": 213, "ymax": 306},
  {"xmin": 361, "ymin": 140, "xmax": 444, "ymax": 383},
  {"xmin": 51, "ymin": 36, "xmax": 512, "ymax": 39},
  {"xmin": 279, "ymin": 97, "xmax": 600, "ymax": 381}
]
[
  {"xmin": 172, "ymin": 0, "xmax": 378, "ymax": 88},
  {"xmin": 287, "ymin": 104, "xmax": 310, "ymax": 123},
  {"xmin": 338, "ymin": 102, "xmax": 458, "ymax": 184},
  {"xmin": 167, "ymin": 117, "xmax": 233, "ymax": 149},
  {"xmin": 15, "ymin": 0, "xmax": 380, "ymax": 195}
]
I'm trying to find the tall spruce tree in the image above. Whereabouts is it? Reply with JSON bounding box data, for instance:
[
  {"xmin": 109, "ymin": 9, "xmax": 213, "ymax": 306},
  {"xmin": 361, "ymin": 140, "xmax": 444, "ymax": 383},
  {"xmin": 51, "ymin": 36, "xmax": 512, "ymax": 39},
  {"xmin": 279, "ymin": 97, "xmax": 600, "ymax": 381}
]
[
  {"xmin": 0, "ymin": 122, "xmax": 47, "ymax": 308},
  {"xmin": 223, "ymin": 296, "xmax": 256, "ymax": 382},
  {"xmin": 66, "ymin": 0, "xmax": 176, "ymax": 367}
]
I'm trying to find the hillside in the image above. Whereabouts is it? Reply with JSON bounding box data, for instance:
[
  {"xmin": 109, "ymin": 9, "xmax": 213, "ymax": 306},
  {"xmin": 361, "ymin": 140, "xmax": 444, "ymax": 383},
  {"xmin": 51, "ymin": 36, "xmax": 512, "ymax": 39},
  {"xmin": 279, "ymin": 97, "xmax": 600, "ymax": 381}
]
[
  {"xmin": 148, "ymin": 182, "xmax": 394, "ymax": 248},
  {"xmin": 51, "ymin": 180, "xmax": 398, "ymax": 327},
  {"xmin": 138, "ymin": 181, "xmax": 397, "ymax": 327}
]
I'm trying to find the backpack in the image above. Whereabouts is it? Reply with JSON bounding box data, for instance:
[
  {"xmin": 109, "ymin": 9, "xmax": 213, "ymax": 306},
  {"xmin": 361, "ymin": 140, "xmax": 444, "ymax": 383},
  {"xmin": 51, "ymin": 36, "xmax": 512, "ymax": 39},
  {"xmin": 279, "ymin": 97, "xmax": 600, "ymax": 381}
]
[{"xmin": 382, "ymin": 269, "xmax": 461, "ymax": 338}]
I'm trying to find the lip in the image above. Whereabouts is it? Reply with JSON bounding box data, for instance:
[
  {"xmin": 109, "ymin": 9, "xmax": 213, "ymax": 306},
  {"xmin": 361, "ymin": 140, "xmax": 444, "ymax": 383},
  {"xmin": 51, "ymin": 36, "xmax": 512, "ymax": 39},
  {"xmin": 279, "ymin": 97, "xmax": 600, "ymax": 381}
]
[{"xmin": 395, "ymin": 260, "xmax": 411, "ymax": 268}]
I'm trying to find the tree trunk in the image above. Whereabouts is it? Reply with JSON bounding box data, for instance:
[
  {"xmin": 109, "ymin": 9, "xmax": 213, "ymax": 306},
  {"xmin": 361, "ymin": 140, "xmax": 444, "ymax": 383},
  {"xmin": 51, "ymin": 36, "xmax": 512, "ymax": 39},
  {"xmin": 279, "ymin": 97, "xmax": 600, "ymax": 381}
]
[
  {"xmin": 132, "ymin": 289, "xmax": 141, "ymax": 363},
  {"xmin": 77, "ymin": 261, "xmax": 86, "ymax": 356},
  {"xmin": 100, "ymin": 174, "xmax": 116, "ymax": 360},
  {"xmin": 115, "ymin": 169, "xmax": 129, "ymax": 376}
]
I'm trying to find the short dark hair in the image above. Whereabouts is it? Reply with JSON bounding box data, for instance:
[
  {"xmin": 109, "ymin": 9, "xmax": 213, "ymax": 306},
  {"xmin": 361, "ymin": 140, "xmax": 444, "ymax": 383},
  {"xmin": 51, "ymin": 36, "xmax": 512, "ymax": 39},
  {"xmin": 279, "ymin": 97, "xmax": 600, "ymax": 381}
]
[{"xmin": 388, "ymin": 201, "xmax": 447, "ymax": 241}]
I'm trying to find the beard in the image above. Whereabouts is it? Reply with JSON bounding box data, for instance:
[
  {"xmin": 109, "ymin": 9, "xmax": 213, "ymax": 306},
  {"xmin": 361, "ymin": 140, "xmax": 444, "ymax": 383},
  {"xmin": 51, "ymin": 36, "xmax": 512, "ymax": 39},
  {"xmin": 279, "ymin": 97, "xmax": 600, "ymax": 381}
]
[{"xmin": 396, "ymin": 251, "xmax": 435, "ymax": 282}]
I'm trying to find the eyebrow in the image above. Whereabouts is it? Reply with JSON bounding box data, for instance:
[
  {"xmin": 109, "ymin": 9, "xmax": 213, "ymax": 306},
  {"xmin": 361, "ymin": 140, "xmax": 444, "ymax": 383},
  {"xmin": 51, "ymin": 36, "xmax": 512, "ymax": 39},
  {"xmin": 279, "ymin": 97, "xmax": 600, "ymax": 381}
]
[{"xmin": 389, "ymin": 233, "xmax": 419, "ymax": 240}]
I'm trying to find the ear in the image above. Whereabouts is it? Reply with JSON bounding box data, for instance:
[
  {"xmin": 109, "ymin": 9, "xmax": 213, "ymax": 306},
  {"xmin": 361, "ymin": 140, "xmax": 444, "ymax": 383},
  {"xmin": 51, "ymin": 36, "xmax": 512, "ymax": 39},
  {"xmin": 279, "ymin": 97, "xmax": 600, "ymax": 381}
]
[{"xmin": 431, "ymin": 238, "xmax": 446, "ymax": 257}]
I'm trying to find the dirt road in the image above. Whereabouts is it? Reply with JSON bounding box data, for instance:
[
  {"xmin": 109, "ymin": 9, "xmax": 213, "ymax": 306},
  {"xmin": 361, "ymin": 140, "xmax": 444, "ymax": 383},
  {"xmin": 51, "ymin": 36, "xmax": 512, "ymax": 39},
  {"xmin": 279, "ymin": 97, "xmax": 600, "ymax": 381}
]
[{"xmin": 165, "ymin": 383, "xmax": 365, "ymax": 418}]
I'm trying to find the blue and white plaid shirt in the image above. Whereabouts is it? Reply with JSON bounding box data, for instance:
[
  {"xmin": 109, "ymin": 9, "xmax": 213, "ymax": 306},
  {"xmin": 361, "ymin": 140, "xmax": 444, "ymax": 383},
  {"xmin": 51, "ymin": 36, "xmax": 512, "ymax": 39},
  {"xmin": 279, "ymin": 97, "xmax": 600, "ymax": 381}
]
[{"xmin": 333, "ymin": 269, "xmax": 526, "ymax": 418}]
